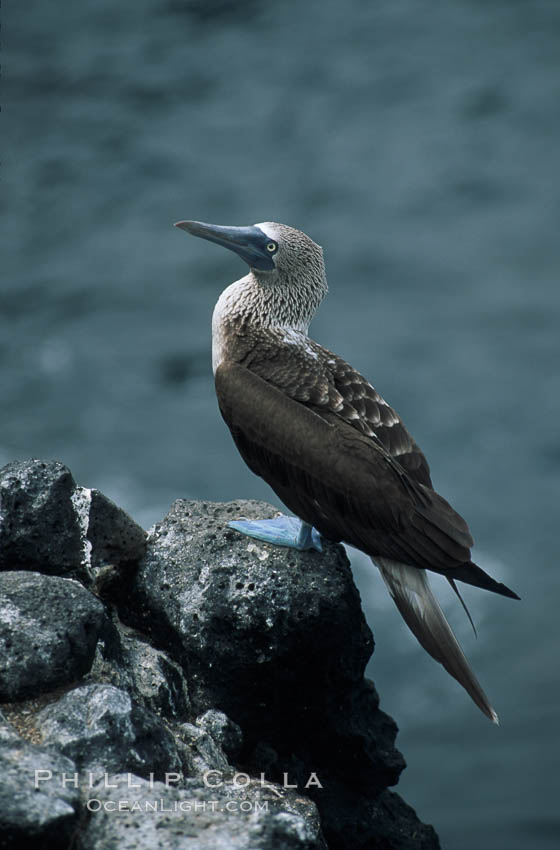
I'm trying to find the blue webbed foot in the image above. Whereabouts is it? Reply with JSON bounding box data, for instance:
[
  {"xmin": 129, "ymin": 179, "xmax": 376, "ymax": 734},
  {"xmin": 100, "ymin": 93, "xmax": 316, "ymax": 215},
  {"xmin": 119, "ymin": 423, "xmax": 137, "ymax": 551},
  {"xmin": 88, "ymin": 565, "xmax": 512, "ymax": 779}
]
[{"xmin": 228, "ymin": 515, "xmax": 322, "ymax": 552}]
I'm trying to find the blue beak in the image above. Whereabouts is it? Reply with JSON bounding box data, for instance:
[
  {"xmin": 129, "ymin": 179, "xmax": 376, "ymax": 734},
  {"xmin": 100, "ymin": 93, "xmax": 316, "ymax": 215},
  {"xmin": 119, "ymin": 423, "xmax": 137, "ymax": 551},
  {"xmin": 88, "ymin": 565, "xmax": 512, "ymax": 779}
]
[{"xmin": 174, "ymin": 220, "xmax": 276, "ymax": 272}]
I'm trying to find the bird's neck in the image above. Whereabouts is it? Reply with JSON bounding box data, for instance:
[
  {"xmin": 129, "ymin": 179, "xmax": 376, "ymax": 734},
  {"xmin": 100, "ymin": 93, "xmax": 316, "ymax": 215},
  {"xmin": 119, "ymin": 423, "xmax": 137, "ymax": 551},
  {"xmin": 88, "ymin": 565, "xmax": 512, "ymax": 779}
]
[{"xmin": 211, "ymin": 272, "xmax": 325, "ymax": 373}]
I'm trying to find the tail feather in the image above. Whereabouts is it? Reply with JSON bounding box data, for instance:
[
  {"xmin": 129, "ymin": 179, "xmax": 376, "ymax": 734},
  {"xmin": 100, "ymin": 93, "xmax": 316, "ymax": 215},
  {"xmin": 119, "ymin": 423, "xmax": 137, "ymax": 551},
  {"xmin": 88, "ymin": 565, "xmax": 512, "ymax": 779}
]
[
  {"xmin": 449, "ymin": 561, "xmax": 520, "ymax": 600},
  {"xmin": 375, "ymin": 557, "xmax": 499, "ymax": 723},
  {"xmin": 447, "ymin": 577, "xmax": 477, "ymax": 637}
]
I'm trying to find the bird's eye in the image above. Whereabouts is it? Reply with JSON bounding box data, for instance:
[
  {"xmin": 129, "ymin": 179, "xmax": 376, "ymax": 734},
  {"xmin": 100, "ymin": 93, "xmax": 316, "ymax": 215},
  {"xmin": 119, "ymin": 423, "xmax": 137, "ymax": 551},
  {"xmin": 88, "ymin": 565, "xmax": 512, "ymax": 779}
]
[{"xmin": 266, "ymin": 241, "xmax": 278, "ymax": 253}]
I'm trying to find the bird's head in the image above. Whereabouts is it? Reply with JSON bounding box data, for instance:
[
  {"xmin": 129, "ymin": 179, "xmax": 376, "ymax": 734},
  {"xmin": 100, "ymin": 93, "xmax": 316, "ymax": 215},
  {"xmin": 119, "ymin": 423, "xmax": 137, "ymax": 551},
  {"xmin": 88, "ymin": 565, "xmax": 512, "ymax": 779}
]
[
  {"xmin": 174, "ymin": 219, "xmax": 328, "ymax": 328},
  {"xmin": 175, "ymin": 219, "xmax": 325, "ymax": 283}
]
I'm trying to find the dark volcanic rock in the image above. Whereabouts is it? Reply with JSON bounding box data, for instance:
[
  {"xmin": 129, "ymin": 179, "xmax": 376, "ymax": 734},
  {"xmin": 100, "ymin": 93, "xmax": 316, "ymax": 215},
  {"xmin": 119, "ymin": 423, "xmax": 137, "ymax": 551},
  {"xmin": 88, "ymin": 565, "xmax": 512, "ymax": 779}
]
[
  {"xmin": 0, "ymin": 460, "xmax": 85, "ymax": 581},
  {"xmin": 127, "ymin": 500, "xmax": 375, "ymax": 727},
  {"xmin": 0, "ymin": 571, "xmax": 106, "ymax": 701},
  {"xmin": 86, "ymin": 488, "xmax": 147, "ymax": 574},
  {"xmin": 196, "ymin": 709, "xmax": 243, "ymax": 760},
  {"xmin": 78, "ymin": 773, "xmax": 327, "ymax": 850},
  {"xmin": 0, "ymin": 460, "xmax": 147, "ymax": 589},
  {"xmin": 36, "ymin": 683, "xmax": 182, "ymax": 779},
  {"xmin": 121, "ymin": 499, "xmax": 438, "ymax": 850},
  {"xmin": 117, "ymin": 630, "xmax": 191, "ymax": 720},
  {"xmin": 0, "ymin": 712, "xmax": 80, "ymax": 849},
  {"xmin": 0, "ymin": 458, "xmax": 440, "ymax": 849},
  {"xmin": 87, "ymin": 615, "xmax": 192, "ymax": 721},
  {"xmin": 178, "ymin": 718, "xmax": 233, "ymax": 776},
  {"xmin": 173, "ymin": 710, "xmax": 242, "ymax": 778}
]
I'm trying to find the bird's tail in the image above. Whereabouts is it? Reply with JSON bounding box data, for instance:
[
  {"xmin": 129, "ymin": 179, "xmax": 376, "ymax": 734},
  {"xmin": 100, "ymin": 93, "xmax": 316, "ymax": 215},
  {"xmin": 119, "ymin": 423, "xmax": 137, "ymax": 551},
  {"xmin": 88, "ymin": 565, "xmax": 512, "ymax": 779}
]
[
  {"xmin": 448, "ymin": 561, "xmax": 520, "ymax": 600},
  {"xmin": 374, "ymin": 557, "xmax": 498, "ymax": 724}
]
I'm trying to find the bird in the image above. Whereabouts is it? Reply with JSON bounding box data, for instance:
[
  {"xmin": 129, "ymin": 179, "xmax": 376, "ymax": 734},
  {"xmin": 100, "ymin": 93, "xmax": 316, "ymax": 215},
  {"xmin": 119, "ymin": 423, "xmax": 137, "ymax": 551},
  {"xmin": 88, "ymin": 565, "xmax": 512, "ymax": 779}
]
[{"xmin": 174, "ymin": 218, "xmax": 519, "ymax": 723}]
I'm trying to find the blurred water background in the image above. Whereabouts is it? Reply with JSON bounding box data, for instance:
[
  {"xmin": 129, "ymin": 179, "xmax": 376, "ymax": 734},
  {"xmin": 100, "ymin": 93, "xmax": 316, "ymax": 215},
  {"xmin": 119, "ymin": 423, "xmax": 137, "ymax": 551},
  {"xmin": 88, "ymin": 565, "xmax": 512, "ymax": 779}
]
[{"xmin": 3, "ymin": 1, "xmax": 560, "ymax": 846}]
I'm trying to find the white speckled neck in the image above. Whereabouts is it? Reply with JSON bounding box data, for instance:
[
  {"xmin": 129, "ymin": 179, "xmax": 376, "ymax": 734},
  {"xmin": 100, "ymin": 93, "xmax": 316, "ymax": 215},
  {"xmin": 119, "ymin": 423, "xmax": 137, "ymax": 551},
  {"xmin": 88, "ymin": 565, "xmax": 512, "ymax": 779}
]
[{"xmin": 210, "ymin": 222, "xmax": 328, "ymax": 372}]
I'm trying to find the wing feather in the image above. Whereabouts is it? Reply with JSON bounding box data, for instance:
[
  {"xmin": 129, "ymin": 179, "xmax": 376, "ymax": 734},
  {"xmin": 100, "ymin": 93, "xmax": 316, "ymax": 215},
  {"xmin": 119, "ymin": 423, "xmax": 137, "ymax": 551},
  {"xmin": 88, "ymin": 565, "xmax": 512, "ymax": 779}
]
[
  {"xmin": 242, "ymin": 333, "xmax": 433, "ymax": 487},
  {"xmin": 215, "ymin": 361, "xmax": 472, "ymax": 572}
]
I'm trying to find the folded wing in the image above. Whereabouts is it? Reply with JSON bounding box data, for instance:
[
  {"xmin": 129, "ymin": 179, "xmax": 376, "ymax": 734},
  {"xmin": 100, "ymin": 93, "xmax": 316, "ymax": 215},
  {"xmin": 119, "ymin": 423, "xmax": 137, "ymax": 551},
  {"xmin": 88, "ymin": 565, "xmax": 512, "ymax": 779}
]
[{"xmin": 215, "ymin": 360, "xmax": 515, "ymax": 597}]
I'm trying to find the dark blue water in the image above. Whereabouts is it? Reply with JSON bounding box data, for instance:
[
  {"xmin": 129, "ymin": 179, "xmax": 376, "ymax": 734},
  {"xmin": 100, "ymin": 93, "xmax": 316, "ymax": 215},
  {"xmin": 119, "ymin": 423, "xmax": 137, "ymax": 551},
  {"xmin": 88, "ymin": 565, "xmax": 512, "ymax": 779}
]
[{"xmin": 3, "ymin": 2, "xmax": 560, "ymax": 846}]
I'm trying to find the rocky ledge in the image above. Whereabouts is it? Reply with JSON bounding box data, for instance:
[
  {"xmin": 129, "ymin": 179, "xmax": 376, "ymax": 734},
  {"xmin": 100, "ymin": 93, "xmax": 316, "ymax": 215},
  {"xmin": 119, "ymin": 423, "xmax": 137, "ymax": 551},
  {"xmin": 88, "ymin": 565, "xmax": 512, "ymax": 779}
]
[{"xmin": 0, "ymin": 459, "xmax": 440, "ymax": 850}]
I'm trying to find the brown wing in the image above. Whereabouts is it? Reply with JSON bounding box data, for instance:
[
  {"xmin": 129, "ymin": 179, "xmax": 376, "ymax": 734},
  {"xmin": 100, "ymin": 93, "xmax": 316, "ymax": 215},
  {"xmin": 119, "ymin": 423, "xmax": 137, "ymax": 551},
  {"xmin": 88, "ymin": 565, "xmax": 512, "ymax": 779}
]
[
  {"xmin": 322, "ymin": 349, "xmax": 433, "ymax": 487},
  {"xmin": 242, "ymin": 334, "xmax": 433, "ymax": 488},
  {"xmin": 215, "ymin": 360, "xmax": 473, "ymax": 573}
]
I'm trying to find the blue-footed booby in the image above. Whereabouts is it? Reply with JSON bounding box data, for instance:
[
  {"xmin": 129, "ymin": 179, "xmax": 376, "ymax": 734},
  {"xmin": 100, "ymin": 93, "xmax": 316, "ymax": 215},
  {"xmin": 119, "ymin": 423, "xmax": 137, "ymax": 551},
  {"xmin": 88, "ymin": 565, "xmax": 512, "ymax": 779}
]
[{"xmin": 174, "ymin": 218, "xmax": 519, "ymax": 723}]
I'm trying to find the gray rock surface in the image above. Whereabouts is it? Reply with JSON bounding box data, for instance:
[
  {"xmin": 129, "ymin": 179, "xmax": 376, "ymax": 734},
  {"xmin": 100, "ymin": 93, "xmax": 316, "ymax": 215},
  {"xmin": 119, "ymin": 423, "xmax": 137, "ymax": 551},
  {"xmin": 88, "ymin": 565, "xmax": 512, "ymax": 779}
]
[
  {"xmin": 178, "ymin": 719, "xmax": 232, "ymax": 775},
  {"xmin": 0, "ymin": 461, "xmax": 440, "ymax": 849},
  {"xmin": 36, "ymin": 683, "xmax": 183, "ymax": 778},
  {"xmin": 122, "ymin": 499, "xmax": 438, "ymax": 849},
  {"xmin": 0, "ymin": 571, "xmax": 106, "ymax": 701},
  {"xmin": 0, "ymin": 460, "xmax": 147, "ymax": 588},
  {"xmin": 87, "ymin": 488, "xmax": 147, "ymax": 571},
  {"xmin": 0, "ymin": 712, "xmax": 81, "ymax": 850},
  {"xmin": 87, "ymin": 615, "xmax": 192, "ymax": 720},
  {"xmin": 0, "ymin": 459, "xmax": 85, "ymax": 581},
  {"xmin": 78, "ymin": 773, "xmax": 327, "ymax": 850},
  {"xmin": 196, "ymin": 709, "xmax": 243, "ymax": 760},
  {"xmin": 118, "ymin": 630, "xmax": 191, "ymax": 719},
  {"xmin": 126, "ymin": 499, "xmax": 375, "ymax": 721}
]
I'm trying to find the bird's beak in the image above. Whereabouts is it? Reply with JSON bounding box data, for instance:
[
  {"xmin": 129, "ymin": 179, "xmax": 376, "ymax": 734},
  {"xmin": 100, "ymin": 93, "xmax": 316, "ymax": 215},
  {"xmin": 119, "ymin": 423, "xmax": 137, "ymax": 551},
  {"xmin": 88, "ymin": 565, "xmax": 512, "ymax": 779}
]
[{"xmin": 174, "ymin": 220, "xmax": 275, "ymax": 272}]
